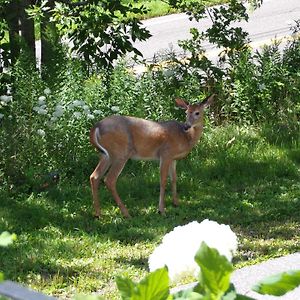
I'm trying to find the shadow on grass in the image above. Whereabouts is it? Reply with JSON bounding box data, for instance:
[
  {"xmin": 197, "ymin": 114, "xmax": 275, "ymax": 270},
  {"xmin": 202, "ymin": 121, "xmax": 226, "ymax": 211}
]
[{"xmin": 1, "ymin": 124, "xmax": 300, "ymax": 290}]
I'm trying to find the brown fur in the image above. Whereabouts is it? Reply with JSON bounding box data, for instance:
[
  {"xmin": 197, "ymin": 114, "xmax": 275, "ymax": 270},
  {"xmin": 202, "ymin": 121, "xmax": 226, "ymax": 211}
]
[{"xmin": 89, "ymin": 94, "xmax": 215, "ymax": 218}]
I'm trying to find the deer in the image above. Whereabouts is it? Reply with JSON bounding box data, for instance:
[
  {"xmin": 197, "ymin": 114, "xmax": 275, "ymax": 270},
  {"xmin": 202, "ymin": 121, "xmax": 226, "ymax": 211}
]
[{"xmin": 89, "ymin": 94, "xmax": 215, "ymax": 218}]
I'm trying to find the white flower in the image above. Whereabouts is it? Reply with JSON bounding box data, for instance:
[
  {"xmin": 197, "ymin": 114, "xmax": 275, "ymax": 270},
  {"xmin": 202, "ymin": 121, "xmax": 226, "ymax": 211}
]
[
  {"xmin": 83, "ymin": 105, "xmax": 90, "ymax": 111},
  {"xmin": 93, "ymin": 110, "xmax": 102, "ymax": 115},
  {"xmin": 53, "ymin": 105, "xmax": 64, "ymax": 118},
  {"xmin": 73, "ymin": 111, "xmax": 82, "ymax": 119},
  {"xmin": 38, "ymin": 96, "xmax": 46, "ymax": 104},
  {"xmin": 37, "ymin": 108, "xmax": 48, "ymax": 115},
  {"xmin": 0, "ymin": 95, "xmax": 8, "ymax": 102},
  {"xmin": 73, "ymin": 100, "xmax": 85, "ymax": 107},
  {"xmin": 148, "ymin": 219, "xmax": 238, "ymax": 283},
  {"xmin": 111, "ymin": 105, "xmax": 120, "ymax": 112},
  {"xmin": 53, "ymin": 110, "xmax": 64, "ymax": 118},
  {"xmin": 0, "ymin": 113, "xmax": 4, "ymax": 119},
  {"xmin": 87, "ymin": 114, "xmax": 95, "ymax": 120},
  {"xmin": 44, "ymin": 88, "xmax": 51, "ymax": 95},
  {"xmin": 37, "ymin": 129, "xmax": 46, "ymax": 137},
  {"xmin": 258, "ymin": 83, "xmax": 266, "ymax": 91},
  {"xmin": 0, "ymin": 95, "xmax": 12, "ymax": 104},
  {"xmin": 50, "ymin": 116, "xmax": 58, "ymax": 123}
]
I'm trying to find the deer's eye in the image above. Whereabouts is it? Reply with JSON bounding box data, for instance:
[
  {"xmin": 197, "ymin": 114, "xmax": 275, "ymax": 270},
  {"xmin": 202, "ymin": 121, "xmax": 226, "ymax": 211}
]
[{"xmin": 195, "ymin": 111, "xmax": 200, "ymax": 116}]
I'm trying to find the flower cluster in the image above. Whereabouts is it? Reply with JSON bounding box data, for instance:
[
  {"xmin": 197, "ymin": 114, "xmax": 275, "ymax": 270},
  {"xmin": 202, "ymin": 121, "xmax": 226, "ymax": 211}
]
[
  {"xmin": 148, "ymin": 219, "xmax": 238, "ymax": 282},
  {"xmin": 0, "ymin": 94, "xmax": 13, "ymax": 120}
]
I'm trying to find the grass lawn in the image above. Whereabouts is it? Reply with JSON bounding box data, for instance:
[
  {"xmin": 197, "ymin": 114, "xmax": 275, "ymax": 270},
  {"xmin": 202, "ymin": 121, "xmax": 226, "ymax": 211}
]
[
  {"xmin": 1, "ymin": 124, "xmax": 300, "ymax": 299},
  {"xmin": 126, "ymin": 0, "xmax": 228, "ymax": 19}
]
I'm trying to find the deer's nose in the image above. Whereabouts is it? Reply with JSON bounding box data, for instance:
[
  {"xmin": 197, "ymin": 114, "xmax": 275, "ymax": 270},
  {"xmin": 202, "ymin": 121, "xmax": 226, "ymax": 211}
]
[{"xmin": 184, "ymin": 123, "xmax": 191, "ymax": 130}]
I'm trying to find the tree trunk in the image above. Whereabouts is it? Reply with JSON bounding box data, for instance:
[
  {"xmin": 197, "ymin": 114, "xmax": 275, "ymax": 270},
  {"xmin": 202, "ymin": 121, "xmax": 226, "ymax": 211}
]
[
  {"xmin": 5, "ymin": 0, "xmax": 20, "ymax": 65},
  {"xmin": 20, "ymin": 0, "xmax": 36, "ymax": 61},
  {"xmin": 41, "ymin": 0, "xmax": 56, "ymax": 70}
]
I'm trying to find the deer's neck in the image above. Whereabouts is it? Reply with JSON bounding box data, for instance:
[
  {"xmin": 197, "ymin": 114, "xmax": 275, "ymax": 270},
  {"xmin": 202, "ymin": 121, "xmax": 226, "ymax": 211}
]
[{"xmin": 186, "ymin": 124, "xmax": 204, "ymax": 147}]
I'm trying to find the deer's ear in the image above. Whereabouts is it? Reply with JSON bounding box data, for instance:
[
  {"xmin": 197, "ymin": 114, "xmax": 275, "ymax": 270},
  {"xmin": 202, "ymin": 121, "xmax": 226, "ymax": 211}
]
[
  {"xmin": 200, "ymin": 94, "xmax": 216, "ymax": 108},
  {"xmin": 175, "ymin": 98, "xmax": 189, "ymax": 110}
]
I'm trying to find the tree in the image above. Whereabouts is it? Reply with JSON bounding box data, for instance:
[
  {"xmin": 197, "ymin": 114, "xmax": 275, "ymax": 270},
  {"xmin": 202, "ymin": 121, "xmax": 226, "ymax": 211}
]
[
  {"xmin": 50, "ymin": 0, "xmax": 151, "ymax": 71},
  {"xmin": 0, "ymin": 0, "xmax": 151, "ymax": 72}
]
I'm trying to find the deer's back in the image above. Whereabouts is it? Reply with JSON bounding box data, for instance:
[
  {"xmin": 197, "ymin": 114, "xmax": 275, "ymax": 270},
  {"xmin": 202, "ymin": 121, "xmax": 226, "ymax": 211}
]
[{"xmin": 94, "ymin": 115, "xmax": 189, "ymax": 160}]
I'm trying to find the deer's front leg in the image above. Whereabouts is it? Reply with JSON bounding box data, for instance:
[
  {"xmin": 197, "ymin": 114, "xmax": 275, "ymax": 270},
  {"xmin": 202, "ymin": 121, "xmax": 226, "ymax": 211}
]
[
  {"xmin": 169, "ymin": 160, "xmax": 179, "ymax": 207},
  {"xmin": 159, "ymin": 158, "xmax": 172, "ymax": 215}
]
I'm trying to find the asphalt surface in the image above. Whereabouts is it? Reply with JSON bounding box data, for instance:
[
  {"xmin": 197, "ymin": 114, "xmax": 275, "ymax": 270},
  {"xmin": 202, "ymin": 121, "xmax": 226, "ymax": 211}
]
[
  {"xmin": 134, "ymin": 0, "xmax": 300, "ymax": 61},
  {"xmin": 231, "ymin": 253, "xmax": 300, "ymax": 299}
]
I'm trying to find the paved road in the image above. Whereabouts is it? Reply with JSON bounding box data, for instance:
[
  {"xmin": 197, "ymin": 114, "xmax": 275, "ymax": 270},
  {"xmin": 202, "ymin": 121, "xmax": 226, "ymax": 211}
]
[
  {"xmin": 231, "ymin": 253, "xmax": 300, "ymax": 299},
  {"xmin": 134, "ymin": 0, "xmax": 300, "ymax": 61}
]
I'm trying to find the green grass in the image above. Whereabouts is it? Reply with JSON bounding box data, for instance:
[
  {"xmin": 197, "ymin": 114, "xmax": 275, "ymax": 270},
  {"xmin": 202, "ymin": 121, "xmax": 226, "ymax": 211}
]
[
  {"xmin": 125, "ymin": 0, "xmax": 228, "ymax": 19},
  {"xmin": 1, "ymin": 124, "xmax": 300, "ymax": 299}
]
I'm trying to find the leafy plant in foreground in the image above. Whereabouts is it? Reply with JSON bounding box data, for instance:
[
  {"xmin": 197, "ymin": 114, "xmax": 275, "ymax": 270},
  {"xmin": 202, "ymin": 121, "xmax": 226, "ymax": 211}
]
[
  {"xmin": 0, "ymin": 231, "xmax": 16, "ymax": 282},
  {"xmin": 115, "ymin": 242, "xmax": 300, "ymax": 300}
]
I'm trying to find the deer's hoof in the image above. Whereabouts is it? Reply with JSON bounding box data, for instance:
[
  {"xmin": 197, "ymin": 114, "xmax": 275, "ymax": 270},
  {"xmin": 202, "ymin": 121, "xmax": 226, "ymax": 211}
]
[{"xmin": 158, "ymin": 209, "xmax": 166, "ymax": 216}]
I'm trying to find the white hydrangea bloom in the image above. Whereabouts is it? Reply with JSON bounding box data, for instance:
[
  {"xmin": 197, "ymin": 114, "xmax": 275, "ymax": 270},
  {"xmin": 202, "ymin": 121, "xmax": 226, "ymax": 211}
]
[
  {"xmin": 148, "ymin": 219, "xmax": 238, "ymax": 283},
  {"xmin": 73, "ymin": 111, "xmax": 82, "ymax": 119},
  {"xmin": 38, "ymin": 96, "xmax": 46, "ymax": 105},
  {"xmin": 87, "ymin": 114, "xmax": 95, "ymax": 120},
  {"xmin": 93, "ymin": 110, "xmax": 102, "ymax": 115},
  {"xmin": 37, "ymin": 129, "xmax": 46, "ymax": 137},
  {"xmin": 53, "ymin": 105, "xmax": 64, "ymax": 118},
  {"xmin": 0, "ymin": 113, "xmax": 4, "ymax": 119},
  {"xmin": 44, "ymin": 88, "xmax": 51, "ymax": 95},
  {"xmin": 37, "ymin": 108, "xmax": 48, "ymax": 115},
  {"xmin": 53, "ymin": 110, "xmax": 64, "ymax": 118},
  {"xmin": 0, "ymin": 95, "xmax": 9, "ymax": 102},
  {"xmin": 83, "ymin": 105, "xmax": 90, "ymax": 111},
  {"xmin": 0, "ymin": 95, "xmax": 12, "ymax": 104},
  {"xmin": 111, "ymin": 105, "xmax": 120, "ymax": 112},
  {"xmin": 73, "ymin": 100, "xmax": 82, "ymax": 107}
]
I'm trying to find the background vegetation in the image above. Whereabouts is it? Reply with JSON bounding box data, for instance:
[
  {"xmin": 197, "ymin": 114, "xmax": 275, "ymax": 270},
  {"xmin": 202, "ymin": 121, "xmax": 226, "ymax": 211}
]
[{"xmin": 0, "ymin": 0, "xmax": 300, "ymax": 299}]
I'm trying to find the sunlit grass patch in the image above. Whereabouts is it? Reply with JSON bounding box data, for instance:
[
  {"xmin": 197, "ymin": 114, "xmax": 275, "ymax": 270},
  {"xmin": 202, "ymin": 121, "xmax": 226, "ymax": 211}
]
[{"xmin": 1, "ymin": 124, "xmax": 300, "ymax": 299}]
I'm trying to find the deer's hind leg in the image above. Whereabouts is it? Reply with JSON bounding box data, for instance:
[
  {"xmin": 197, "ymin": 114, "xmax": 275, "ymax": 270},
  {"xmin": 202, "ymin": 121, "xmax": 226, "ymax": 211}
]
[
  {"xmin": 104, "ymin": 158, "xmax": 130, "ymax": 218},
  {"xmin": 90, "ymin": 155, "xmax": 111, "ymax": 218}
]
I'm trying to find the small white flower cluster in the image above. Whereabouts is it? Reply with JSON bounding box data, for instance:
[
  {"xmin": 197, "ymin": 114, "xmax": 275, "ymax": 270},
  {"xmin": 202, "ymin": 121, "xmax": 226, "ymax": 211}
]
[
  {"xmin": 33, "ymin": 88, "xmax": 52, "ymax": 115},
  {"xmin": 111, "ymin": 105, "xmax": 120, "ymax": 113},
  {"xmin": 148, "ymin": 219, "xmax": 238, "ymax": 282},
  {"xmin": 33, "ymin": 95, "xmax": 48, "ymax": 115},
  {"xmin": 68, "ymin": 99, "xmax": 96, "ymax": 120},
  {"xmin": 0, "ymin": 94, "xmax": 13, "ymax": 120},
  {"xmin": 0, "ymin": 95, "xmax": 13, "ymax": 106}
]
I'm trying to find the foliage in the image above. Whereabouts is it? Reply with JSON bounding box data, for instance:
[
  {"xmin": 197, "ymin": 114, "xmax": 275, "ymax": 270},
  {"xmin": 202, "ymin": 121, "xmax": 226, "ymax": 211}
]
[
  {"xmin": 253, "ymin": 270, "xmax": 300, "ymax": 296},
  {"xmin": 148, "ymin": 220, "xmax": 237, "ymax": 282},
  {"xmin": 1, "ymin": 123, "xmax": 300, "ymax": 298},
  {"xmin": 0, "ymin": 231, "xmax": 16, "ymax": 282},
  {"xmin": 0, "ymin": 232, "xmax": 16, "ymax": 247},
  {"xmin": 49, "ymin": 0, "xmax": 151, "ymax": 71},
  {"xmin": 117, "ymin": 242, "xmax": 300, "ymax": 299},
  {"xmin": 117, "ymin": 267, "xmax": 170, "ymax": 300}
]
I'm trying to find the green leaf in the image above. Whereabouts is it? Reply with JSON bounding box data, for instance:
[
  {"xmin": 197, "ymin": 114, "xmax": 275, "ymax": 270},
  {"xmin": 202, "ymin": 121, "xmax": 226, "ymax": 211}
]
[
  {"xmin": 117, "ymin": 267, "xmax": 170, "ymax": 300},
  {"xmin": 135, "ymin": 267, "xmax": 170, "ymax": 300},
  {"xmin": 252, "ymin": 270, "xmax": 300, "ymax": 296},
  {"xmin": 0, "ymin": 232, "xmax": 16, "ymax": 247},
  {"xmin": 173, "ymin": 287, "xmax": 205, "ymax": 300},
  {"xmin": 0, "ymin": 272, "xmax": 4, "ymax": 282},
  {"xmin": 116, "ymin": 276, "xmax": 136, "ymax": 300},
  {"xmin": 194, "ymin": 242, "xmax": 234, "ymax": 298},
  {"xmin": 222, "ymin": 284, "xmax": 256, "ymax": 300}
]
